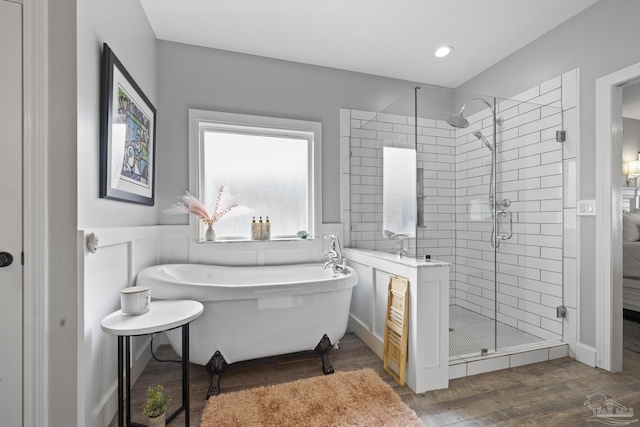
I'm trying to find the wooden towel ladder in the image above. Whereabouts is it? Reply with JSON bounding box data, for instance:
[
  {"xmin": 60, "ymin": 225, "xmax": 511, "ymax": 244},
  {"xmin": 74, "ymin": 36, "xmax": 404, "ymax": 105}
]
[{"xmin": 383, "ymin": 275, "xmax": 409, "ymax": 386}]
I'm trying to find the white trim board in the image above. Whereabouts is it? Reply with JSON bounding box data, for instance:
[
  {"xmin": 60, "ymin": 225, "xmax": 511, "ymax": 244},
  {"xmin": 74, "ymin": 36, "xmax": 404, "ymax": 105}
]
[
  {"xmin": 23, "ymin": 0, "xmax": 48, "ymax": 425},
  {"xmin": 594, "ymin": 61, "xmax": 640, "ymax": 372},
  {"xmin": 347, "ymin": 314, "xmax": 383, "ymax": 359},
  {"xmin": 576, "ymin": 343, "xmax": 597, "ymax": 368}
]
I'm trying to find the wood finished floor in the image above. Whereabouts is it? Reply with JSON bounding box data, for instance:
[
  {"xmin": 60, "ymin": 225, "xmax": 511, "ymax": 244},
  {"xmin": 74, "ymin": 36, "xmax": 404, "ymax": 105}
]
[{"xmin": 110, "ymin": 333, "xmax": 640, "ymax": 427}]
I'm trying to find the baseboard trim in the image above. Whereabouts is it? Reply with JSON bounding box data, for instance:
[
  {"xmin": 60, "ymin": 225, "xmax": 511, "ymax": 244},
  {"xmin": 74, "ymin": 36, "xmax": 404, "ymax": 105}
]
[
  {"xmin": 348, "ymin": 314, "xmax": 383, "ymax": 359},
  {"xmin": 575, "ymin": 343, "xmax": 596, "ymax": 367}
]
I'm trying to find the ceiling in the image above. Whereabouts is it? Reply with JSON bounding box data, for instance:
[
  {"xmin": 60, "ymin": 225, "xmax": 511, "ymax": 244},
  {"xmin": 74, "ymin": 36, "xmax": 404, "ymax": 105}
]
[{"xmin": 139, "ymin": 0, "xmax": 598, "ymax": 88}]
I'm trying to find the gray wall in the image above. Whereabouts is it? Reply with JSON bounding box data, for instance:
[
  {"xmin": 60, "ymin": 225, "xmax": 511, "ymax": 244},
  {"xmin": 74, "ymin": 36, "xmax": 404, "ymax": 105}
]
[
  {"xmin": 623, "ymin": 117, "xmax": 640, "ymax": 187},
  {"xmin": 156, "ymin": 41, "xmax": 421, "ymax": 225},
  {"xmin": 77, "ymin": 0, "xmax": 158, "ymax": 229},
  {"xmin": 457, "ymin": 0, "xmax": 640, "ymax": 347},
  {"xmin": 623, "ymin": 117, "xmax": 640, "ymax": 162}
]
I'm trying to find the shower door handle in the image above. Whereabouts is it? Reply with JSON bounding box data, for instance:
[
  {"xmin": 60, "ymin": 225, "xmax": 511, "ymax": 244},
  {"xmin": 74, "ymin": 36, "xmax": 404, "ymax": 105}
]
[{"xmin": 496, "ymin": 210, "xmax": 513, "ymax": 241}]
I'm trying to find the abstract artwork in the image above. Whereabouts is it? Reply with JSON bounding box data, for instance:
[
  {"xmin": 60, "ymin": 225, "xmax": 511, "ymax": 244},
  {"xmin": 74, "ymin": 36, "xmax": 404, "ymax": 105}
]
[{"xmin": 100, "ymin": 43, "xmax": 156, "ymax": 205}]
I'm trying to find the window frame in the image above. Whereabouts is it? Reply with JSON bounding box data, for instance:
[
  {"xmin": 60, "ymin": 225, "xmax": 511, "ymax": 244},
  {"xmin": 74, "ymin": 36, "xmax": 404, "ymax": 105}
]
[{"xmin": 188, "ymin": 109, "xmax": 322, "ymax": 242}]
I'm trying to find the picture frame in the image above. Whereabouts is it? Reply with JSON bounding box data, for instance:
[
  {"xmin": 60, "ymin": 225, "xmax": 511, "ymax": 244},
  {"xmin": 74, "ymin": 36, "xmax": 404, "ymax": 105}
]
[{"xmin": 100, "ymin": 43, "xmax": 156, "ymax": 205}]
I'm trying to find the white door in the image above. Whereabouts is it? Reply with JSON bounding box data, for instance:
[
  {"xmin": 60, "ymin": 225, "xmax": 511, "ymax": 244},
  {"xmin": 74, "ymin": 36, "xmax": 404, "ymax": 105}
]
[{"xmin": 0, "ymin": 1, "xmax": 24, "ymax": 425}]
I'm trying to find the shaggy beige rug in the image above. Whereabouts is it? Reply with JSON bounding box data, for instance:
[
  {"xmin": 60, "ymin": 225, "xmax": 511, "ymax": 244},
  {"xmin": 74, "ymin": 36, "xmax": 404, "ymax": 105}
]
[{"xmin": 200, "ymin": 368, "xmax": 423, "ymax": 427}]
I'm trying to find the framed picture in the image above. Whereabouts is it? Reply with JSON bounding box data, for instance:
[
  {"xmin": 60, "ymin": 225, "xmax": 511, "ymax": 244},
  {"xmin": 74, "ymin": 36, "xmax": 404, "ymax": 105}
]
[{"xmin": 100, "ymin": 42, "xmax": 156, "ymax": 205}]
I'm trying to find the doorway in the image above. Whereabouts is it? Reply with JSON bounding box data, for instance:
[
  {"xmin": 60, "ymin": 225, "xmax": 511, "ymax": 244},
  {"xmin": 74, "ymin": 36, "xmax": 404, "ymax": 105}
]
[
  {"xmin": 620, "ymin": 80, "xmax": 640, "ymax": 357},
  {"xmin": 595, "ymin": 61, "xmax": 640, "ymax": 373}
]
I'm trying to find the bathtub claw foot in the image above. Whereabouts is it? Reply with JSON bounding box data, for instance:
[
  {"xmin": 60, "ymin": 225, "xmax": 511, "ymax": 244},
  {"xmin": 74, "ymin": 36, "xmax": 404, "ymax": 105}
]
[
  {"xmin": 314, "ymin": 334, "xmax": 335, "ymax": 375},
  {"xmin": 205, "ymin": 351, "xmax": 228, "ymax": 398}
]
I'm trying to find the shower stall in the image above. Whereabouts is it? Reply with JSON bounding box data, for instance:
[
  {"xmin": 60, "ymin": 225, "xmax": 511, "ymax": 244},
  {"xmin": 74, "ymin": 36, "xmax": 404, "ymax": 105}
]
[{"xmin": 345, "ymin": 84, "xmax": 565, "ymax": 358}]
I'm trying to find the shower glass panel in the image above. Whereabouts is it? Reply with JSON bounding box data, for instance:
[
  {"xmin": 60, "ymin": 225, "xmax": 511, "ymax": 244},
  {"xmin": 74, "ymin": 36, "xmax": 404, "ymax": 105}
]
[
  {"xmin": 492, "ymin": 94, "xmax": 564, "ymax": 352},
  {"xmin": 347, "ymin": 84, "xmax": 564, "ymax": 357},
  {"xmin": 348, "ymin": 85, "xmax": 453, "ymax": 259},
  {"xmin": 348, "ymin": 87, "xmax": 419, "ymax": 258}
]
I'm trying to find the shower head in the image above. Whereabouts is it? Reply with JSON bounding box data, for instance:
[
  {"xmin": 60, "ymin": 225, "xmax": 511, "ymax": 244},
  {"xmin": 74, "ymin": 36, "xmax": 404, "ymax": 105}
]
[
  {"xmin": 446, "ymin": 97, "xmax": 500, "ymax": 129},
  {"xmin": 445, "ymin": 113, "xmax": 469, "ymax": 129},
  {"xmin": 473, "ymin": 131, "xmax": 492, "ymax": 151}
]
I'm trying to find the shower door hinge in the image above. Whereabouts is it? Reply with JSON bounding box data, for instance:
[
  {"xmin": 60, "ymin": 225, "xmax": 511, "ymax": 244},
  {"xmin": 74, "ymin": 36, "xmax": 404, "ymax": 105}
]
[
  {"xmin": 556, "ymin": 130, "xmax": 566, "ymax": 142},
  {"xmin": 556, "ymin": 305, "xmax": 567, "ymax": 318}
]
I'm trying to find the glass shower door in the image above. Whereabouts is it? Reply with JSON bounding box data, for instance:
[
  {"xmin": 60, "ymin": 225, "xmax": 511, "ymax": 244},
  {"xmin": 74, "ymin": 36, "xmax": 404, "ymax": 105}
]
[{"xmin": 493, "ymin": 95, "xmax": 565, "ymax": 350}]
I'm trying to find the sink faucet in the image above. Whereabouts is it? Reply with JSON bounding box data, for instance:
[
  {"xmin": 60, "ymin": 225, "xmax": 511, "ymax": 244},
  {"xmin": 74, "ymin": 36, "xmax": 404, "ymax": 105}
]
[
  {"xmin": 386, "ymin": 231, "xmax": 410, "ymax": 256},
  {"xmin": 322, "ymin": 234, "xmax": 347, "ymax": 273},
  {"xmin": 392, "ymin": 241, "xmax": 409, "ymax": 257}
]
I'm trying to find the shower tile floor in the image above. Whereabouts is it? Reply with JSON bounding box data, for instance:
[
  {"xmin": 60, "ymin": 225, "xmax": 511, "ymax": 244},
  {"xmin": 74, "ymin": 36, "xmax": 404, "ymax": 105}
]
[{"xmin": 449, "ymin": 305, "xmax": 544, "ymax": 357}]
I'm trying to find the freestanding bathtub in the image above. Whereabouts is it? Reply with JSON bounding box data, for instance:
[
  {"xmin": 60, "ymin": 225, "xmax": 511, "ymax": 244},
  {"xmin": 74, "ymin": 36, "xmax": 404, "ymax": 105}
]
[{"xmin": 136, "ymin": 262, "xmax": 357, "ymax": 396}]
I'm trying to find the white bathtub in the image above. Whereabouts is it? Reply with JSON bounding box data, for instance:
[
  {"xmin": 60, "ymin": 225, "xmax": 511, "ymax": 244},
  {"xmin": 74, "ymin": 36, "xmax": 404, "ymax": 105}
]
[{"xmin": 136, "ymin": 263, "xmax": 358, "ymax": 368}]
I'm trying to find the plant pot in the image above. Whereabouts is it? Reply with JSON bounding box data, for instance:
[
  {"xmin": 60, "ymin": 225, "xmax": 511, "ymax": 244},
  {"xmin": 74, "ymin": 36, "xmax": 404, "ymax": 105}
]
[
  {"xmin": 205, "ymin": 224, "xmax": 216, "ymax": 241},
  {"xmin": 147, "ymin": 412, "xmax": 166, "ymax": 427}
]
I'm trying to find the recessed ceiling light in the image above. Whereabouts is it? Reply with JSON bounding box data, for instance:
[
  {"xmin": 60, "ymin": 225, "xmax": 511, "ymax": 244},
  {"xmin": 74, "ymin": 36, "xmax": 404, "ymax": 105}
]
[{"xmin": 434, "ymin": 46, "xmax": 453, "ymax": 58}]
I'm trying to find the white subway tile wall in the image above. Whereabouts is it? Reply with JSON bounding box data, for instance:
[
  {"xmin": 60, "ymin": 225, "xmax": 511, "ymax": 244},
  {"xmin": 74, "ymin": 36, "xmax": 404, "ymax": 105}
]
[
  {"xmin": 455, "ymin": 75, "xmax": 566, "ymax": 342},
  {"xmin": 340, "ymin": 69, "xmax": 578, "ymax": 347},
  {"xmin": 346, "ymin": 110, "xmax": 458, "ymax": 306}
]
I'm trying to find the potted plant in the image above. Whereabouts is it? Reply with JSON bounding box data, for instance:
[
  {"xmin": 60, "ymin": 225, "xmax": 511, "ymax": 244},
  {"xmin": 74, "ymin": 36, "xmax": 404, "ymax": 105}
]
[{"xmin": 142, "ymin": 384, "xmax": 170, "ymax": 427}]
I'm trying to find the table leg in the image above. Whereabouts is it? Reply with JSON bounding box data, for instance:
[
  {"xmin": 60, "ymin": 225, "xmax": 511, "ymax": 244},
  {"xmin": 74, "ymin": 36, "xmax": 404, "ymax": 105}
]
[
  {"xmin": 125, "ymin": 336, "xmax": 145, "ymax": 427},
  {"xmin": 118, "ymin": 336, "xmax": 124, "ymax": 427},
  {"xmin": 166, "ymin": 323, "xmax": 190, "ymax": 426},
  {"xmin": 184, "ymin": 323, "xmax": 190, "ymax": 427},
  {"xmin": 126, "ymin": 336, "xmax": 132, "ymax": 426}
]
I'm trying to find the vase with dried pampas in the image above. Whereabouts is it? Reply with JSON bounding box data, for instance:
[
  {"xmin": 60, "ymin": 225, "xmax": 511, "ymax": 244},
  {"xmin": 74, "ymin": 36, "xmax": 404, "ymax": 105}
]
[{"xmin": 165, "ymin": 186, "xmax": 237, "ymax": 241}]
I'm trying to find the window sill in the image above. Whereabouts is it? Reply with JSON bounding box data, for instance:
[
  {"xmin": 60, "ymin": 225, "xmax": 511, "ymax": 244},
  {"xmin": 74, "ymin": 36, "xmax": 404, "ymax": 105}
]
[{"xmin": 195, "ymin": 237, "xmax": 316, "ymax": 244}]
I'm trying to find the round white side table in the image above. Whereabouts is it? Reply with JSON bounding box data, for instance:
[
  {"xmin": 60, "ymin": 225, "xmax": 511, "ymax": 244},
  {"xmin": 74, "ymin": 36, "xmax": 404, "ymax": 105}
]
[{"xmin": 102, "ymin": 300, "xmax": 204, "ymax": 427}]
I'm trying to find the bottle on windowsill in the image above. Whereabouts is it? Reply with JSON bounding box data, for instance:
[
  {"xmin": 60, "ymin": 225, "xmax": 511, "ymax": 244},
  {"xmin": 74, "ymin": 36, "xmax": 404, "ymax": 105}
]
[
  {"xmin": 251, "ymin": 216, "xmax": 260, "ymax": 240},
  {"xmin": 263, "ymin": 216, "xmax": 271, "ymax": 240}
]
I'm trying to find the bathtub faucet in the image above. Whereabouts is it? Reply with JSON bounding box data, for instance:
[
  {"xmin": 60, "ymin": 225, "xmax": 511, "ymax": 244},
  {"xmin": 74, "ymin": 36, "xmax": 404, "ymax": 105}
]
[
  {"xmin": 323, "ymin": 255, "xmax": 346, "ymax": 273},
  {"xmin": 322, "ymin": 234, "xmax": 347, "ymax": 274}
]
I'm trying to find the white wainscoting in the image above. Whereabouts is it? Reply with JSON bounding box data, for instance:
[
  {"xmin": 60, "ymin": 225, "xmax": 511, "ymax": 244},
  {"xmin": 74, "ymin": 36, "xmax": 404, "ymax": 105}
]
[
  {"xmin": 80, "ymin": 225, "xmax": 165, "ymax": 427},
  {"xmin": 81, "ymin": 223, "xmax": 346, "ymax": 426}
]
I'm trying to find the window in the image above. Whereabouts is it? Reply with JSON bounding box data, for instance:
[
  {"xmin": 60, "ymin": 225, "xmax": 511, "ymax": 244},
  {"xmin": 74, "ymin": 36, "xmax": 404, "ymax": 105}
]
[{"xmin": 189, "ymin": 110, "xmax": 322, "ymax": 240}]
